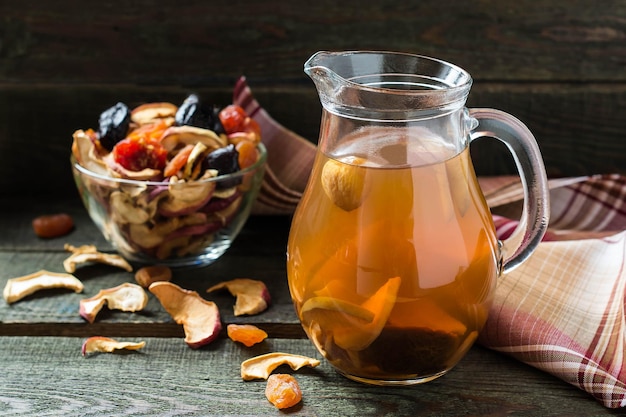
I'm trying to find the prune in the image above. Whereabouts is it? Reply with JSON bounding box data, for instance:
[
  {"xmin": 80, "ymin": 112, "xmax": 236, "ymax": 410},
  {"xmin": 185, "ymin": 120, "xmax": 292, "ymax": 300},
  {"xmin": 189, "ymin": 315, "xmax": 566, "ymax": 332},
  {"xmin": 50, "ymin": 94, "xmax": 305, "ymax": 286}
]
[
  {"xmin": 175, "ymin": 94, "xmax": 225, "ymax": 135},
  {"xmin": 203, "ymin": 144, "xmax": 241, "ymax": 189},
  {"xmin": 98, "ymin": 102, "xmax": 131, "ymax": 151}
]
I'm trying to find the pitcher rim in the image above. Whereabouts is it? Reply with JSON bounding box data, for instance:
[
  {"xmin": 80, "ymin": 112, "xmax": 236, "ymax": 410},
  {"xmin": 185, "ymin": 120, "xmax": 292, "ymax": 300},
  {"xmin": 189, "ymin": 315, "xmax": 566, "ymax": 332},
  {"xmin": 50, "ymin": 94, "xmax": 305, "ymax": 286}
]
[{"xmin": 304, "ymin": 50, "xmax": 473, "ymax": 96}]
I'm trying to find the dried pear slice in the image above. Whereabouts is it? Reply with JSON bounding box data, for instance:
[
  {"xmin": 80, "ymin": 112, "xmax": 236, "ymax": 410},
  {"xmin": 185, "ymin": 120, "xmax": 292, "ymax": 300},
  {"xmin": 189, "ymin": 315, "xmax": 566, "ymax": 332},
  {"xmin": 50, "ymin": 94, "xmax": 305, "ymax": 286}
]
[
  {"xmin": 241, "ymin": 352, "xmax": 320, "ymax": 381},
  {"xmin": 3, "ymin": 270, "xmax": 84, "ymax": 304},
  {"xmin": 81, "ymin": 336, "xmax": 146, "ymax": 356}
]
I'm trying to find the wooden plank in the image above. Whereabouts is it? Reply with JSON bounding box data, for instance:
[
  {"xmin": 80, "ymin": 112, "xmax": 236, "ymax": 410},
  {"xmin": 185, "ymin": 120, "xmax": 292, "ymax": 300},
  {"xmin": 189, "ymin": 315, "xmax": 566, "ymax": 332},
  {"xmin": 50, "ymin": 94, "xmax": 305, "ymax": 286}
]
[
  {"xmin": 1, "ymin": 0, "xmax": 625, "ymax": 83},
  {"xmin": 0, "ymin": 83, "xmax": 625, "ymax": 200},
  {"xmin": 0, "ymin": 197, "xmax": 300, "ymax": 335},
  {"xmin": 0, "ymin": 336, "xmax": 615, "ymax": 416}
]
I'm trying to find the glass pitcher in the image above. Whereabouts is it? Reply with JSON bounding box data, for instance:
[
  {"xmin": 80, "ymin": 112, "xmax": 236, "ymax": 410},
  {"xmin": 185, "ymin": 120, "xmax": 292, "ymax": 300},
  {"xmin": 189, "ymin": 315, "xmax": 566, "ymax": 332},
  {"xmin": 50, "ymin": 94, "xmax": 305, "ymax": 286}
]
[{"xmin": 286, "ymin": 51, "xmax": 550, "ymax": 385}]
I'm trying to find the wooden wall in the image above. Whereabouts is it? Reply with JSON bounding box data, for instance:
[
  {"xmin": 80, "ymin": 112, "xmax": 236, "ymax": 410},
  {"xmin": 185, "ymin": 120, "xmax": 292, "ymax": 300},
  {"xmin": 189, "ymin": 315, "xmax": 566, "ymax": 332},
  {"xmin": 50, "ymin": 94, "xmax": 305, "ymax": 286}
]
[{"xmin": 2, "ymin": 0, "xmax": 625, "ymax": 199}]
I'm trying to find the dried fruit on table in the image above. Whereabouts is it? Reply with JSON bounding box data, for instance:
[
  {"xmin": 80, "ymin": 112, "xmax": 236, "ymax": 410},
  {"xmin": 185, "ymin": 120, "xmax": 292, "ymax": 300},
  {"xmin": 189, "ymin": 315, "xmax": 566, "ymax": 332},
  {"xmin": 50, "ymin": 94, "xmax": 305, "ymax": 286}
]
[
  {"xmin": 149, "ymin": 281, "xmax": 222, "ymax": 349},
  {"xmin": 240, "ymin": 352, "xmax": 320, "ymax": 381},
  {"xmin": 82, "ymin": 336, "xmax": 145, "ymax": 356},
  {"xmin": 134, "ymin": 265, "xmax": 172, "ymax": 288},
  {"xmin": 3, "ymin": 270, "xmax": 83, "ymax": 304},
  {"xmin": 63, "ymin": 244, "xmax": 133, "ymax": 273},
  {"xmin": 79, "ymin": 283, "xmax": 148, "ymax": 324},
  {"xmin": 321, "ymin": 156, "xmax": 369, "ymax": 211},
  {"xmin": 32, "ymin": 213, "xmax": 74, "ymax": 238},
  {"xmin": 265, "ymin": 374, "xmax": 302, "ymax": 410},
  {"xmin": 206, "ymin": 278, "xmax": 271, "ymax": 316},
  {"xmin": 227, "ymin": 324, "xmax": 268, "ymax": 347}
]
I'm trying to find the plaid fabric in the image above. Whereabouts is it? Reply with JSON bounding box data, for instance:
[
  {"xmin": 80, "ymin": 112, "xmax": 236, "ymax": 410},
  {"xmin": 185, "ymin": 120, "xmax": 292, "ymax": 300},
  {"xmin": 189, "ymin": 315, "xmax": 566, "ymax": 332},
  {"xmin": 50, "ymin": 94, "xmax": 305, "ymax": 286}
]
[{"xmin": 234, "ymin": 77, "xmax": 626, "ymax": 408}]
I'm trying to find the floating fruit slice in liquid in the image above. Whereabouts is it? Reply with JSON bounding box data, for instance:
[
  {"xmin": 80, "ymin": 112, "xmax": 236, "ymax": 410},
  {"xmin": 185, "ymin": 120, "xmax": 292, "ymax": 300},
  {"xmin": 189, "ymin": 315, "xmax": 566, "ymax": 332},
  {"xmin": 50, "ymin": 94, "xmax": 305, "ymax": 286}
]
[{"xmin": 301, "ymin": 276, "xmax": 401, "ymax": 351}]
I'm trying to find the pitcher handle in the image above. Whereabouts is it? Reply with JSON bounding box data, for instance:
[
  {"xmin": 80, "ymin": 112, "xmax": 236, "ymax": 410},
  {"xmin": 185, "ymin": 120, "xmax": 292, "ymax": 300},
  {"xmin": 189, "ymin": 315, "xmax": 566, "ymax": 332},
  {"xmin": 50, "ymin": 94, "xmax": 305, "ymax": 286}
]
[{"xmin": 468, "ymin": 108, "xmax": 550, "ymax": 274}]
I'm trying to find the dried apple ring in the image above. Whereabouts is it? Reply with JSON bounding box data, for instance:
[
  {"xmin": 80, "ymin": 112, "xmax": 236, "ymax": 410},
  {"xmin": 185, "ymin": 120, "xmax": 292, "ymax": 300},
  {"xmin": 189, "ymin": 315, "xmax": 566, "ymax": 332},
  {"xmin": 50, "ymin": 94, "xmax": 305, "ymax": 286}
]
[
  {"xmin": 82, "ymin": 336, "xmax": 146, "ymax": 356},
  {"xmin": 3, "ymin": 270, "xmax": 83, "ymax": 304},
  {"xmin": 241, "ymin": 352, "xmax": 320, "ymax": 381}
]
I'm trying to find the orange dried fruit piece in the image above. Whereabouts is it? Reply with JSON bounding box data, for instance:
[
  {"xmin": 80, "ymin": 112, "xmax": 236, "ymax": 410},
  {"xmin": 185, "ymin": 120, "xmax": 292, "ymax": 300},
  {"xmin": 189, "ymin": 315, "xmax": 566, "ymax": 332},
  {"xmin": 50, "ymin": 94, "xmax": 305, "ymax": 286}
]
[
  {"xmin": 149, "ymin": 281, "xmax": 222, "ymax": 349},
  {"xmin": 241, "ymin": 352, "xmax": 320, "ymax": 381},
  {"xmin": 265, "ymin": 374, "xmax": 302, "ymax": 410},
  {"xmin": 227, "ymin": 324, "xmax": 268, "ymax": 347},
  {"xmin": 32, "ymin": 213, "xmax": 74, "ymax": 238},
  {"xmin": 301, "ymin": 296, "xmax": 375, "ymax": 323},
  {"xmin": 207, "ymin": 278, "xmax": 271, "ymax": 316},
  {"xmin": 3, "ymin": 270, "xmax": 84, "ymax": 304},
  {"xmin": 301, "ymin": 276, "xmax": 402, "ymax": 351},
  {"xmin": 81, "ymin": 336, "xmax": 146, "ymax": 356},
  {"xmin": 79, "ymin": 283, "xmax": 148, "ymax": 324}
]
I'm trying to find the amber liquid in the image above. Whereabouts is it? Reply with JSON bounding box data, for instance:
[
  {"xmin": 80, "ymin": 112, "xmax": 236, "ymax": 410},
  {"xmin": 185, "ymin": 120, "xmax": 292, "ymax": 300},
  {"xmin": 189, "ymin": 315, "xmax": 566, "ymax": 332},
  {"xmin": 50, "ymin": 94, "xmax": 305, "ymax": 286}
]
[{"xmin": 287, "ymin": 128, "xmax": 500, "ymax": 384}]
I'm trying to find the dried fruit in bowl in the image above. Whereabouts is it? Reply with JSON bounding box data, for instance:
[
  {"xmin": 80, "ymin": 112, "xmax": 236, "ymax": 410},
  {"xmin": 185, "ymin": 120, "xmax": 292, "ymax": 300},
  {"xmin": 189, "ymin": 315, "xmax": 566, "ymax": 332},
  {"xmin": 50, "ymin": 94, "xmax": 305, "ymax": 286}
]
[{"xmin": 71, "ymin": 95, "xmax": 266, "ymax": 265}]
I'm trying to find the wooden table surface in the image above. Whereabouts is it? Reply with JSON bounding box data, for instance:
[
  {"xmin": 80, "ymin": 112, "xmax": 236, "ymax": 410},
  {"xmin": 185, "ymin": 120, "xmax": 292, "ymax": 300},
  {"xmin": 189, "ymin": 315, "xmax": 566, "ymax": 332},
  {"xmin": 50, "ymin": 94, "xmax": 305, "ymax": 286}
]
[{"xmin": 1, "ymin": 196, "xmax": 624, "ymax": 417}]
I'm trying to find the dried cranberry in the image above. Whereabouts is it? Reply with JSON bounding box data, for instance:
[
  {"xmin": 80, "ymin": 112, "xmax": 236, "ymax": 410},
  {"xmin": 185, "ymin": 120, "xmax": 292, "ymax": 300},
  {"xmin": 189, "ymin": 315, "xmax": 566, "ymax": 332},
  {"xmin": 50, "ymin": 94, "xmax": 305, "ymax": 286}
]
[
  {"xmin": 98, "ymin": 102, "xmax": 130, "ymax": 151},
  {"xmin": 112, "ymin": 137, "xmax": 167, "ymax": 172},
  {"xmin": 175, "ymin": 94, "xmax": 225, "ymax": 135}
]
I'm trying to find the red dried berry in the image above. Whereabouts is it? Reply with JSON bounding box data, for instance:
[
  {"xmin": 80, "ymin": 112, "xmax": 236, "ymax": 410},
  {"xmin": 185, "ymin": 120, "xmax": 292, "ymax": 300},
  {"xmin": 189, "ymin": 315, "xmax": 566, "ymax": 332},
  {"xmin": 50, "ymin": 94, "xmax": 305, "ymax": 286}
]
[
  {"xmin": 112, "ymin": 137, "xmax": 167, "ymax": 171},
  {"xmin": 219, "ymin": 105, "xmax": 248, "ymax": 134}
]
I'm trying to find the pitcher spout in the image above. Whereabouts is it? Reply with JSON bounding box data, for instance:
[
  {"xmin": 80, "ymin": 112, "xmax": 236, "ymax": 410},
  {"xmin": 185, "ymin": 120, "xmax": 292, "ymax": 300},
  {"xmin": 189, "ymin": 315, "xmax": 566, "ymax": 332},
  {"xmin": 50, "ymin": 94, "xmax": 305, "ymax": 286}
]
[{"xmin": 303, "ymin": 50, "xmax": 472, "ymax": 121}]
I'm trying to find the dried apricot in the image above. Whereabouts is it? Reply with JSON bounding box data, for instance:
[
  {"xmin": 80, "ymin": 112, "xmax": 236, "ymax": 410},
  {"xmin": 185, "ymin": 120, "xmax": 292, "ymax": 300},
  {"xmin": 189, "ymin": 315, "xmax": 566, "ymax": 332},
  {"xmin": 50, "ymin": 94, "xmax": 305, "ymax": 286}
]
[
  {"xmin": 32, "ymin": 213, "xmax": 74, "ymax": 238},
  {"xmin": 235, "ymin": 140, "xmax": 259, "ymax": 170},
  {"xmin": 265, "ymin": 374, "xmax": 302, "ymax": 410},
  {"xmin": 227, "ymin": 324, "xmax": 268, "ymax": 347},
  {"xmin": 164, "ymin": 144, "xmax": 194, "ymax": 177}
]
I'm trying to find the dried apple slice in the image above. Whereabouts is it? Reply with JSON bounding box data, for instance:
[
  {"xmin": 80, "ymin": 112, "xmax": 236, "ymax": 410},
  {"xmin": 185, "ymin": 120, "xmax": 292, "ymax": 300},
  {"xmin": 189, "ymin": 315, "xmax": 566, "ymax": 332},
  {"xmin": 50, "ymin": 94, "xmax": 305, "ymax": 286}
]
[
  {"xmin": 206, "ymin": 278, "xmax": 271, "ymax": 316},
  {"xmin": 63, "ymin": 244, "xmax": 133, "ymax": 273},
  {"xmin": 79, "ymin": 283, "xmax": 148, "ymax": 323},
  {"xmin": 149, "ymin": 281, "xmax": 222, "ymax": 349},
  {"xmin": 3, "ymin": 270, "xmax": 84, "ymax": 304},
  {"xmin": 241, "ymin": 352, "xmax": 321, "ymax": 381},
  {"xmin": 81, "ymin": 336, "xmax": 146, "ymax": 356},
  {"xmin": 301, "ymin": 276, "xmax": 402, "ymax": 351}
]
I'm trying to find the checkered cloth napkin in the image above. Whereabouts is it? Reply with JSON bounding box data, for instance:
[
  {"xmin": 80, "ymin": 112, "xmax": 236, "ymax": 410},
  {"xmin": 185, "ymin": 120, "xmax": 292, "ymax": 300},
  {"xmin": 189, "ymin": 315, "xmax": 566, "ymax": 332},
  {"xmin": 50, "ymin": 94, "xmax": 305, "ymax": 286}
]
[{"xmin": 234, "ymin": 77, "xmax": 626, "ymax": 408}]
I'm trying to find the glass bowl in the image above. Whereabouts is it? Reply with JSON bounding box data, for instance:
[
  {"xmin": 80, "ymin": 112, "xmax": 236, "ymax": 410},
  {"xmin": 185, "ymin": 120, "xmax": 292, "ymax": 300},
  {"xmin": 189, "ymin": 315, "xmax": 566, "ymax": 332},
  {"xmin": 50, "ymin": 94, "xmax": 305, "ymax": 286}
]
[{"xmin": 71, "ymin": 143, "xmax": 266, "ymax": 268}]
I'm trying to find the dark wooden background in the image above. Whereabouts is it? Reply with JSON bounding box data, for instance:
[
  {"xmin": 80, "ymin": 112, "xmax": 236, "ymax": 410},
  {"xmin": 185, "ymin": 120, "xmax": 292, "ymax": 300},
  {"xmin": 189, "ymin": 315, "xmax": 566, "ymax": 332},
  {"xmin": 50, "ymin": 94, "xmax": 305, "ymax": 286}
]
[{"xmin": 2, "ymin": 0, "xmax": 625, "ymax": 199}]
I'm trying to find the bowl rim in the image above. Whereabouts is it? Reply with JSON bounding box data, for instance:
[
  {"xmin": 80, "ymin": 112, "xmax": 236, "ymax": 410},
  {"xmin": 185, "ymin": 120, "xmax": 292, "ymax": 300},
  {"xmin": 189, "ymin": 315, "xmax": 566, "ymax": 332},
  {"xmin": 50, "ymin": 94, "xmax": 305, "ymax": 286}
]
[{"xmin": 71, "ymin": 142, "xmax": 267, "ymax": 186}]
